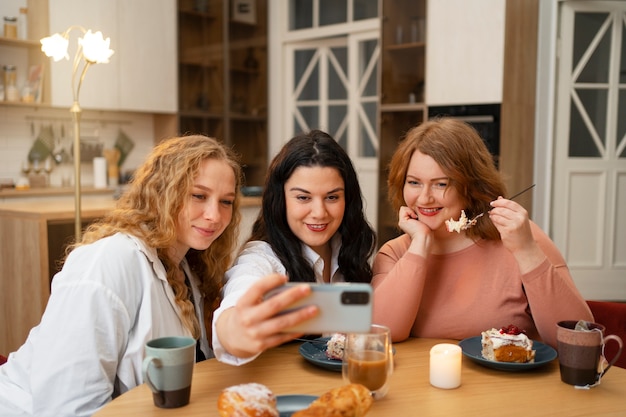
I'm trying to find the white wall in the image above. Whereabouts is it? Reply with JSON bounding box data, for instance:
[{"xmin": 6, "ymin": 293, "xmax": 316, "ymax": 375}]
[
  {"xmin": 0, "ymin": 106, "xmax": 156, "ymax": 187},
  {"xmin": 533, "ymin": 0, "xmax": 559, "ymax": 233}
]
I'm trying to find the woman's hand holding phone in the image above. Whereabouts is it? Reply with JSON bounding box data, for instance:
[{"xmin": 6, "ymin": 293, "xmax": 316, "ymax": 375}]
[{"xmin": 215, "ymin": 274, "xmax": 318, "ymax": 359}]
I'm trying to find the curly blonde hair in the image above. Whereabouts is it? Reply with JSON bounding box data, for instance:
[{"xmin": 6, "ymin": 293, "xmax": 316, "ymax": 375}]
[
  {"xmin": 387, "ymin": 118, "xmax": 506, "ymax": 241},
  {"xmin": 68, "ymin": 135, "xmax": 242, "ymax": 339}
]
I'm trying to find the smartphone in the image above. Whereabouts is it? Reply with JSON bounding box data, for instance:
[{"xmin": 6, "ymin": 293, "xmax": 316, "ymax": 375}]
[{"xmin": 264, "ymin": 282, "xmax": 373, "ymax": 334}]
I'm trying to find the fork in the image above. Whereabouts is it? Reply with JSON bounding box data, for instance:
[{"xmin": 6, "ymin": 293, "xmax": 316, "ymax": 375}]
[{"xmin": 466, "ymin": 183, "xmax": 536, "ymax": 225}]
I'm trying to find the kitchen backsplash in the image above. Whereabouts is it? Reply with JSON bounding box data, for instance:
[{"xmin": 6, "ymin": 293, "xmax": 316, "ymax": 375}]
[{"xmin": 0, "ymin": 105, "xmax": 158, "ymax": 188}]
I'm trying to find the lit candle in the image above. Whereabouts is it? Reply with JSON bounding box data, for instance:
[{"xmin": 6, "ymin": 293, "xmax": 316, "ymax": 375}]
[{"xmin": 429, "ymin": 343, "xmax": 462, "ymax": 389}]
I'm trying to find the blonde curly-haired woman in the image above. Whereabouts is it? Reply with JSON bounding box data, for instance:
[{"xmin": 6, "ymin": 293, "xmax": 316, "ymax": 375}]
[{"xmin": 0, "ymin": 135, "xmax": 242, "ymax": 416}]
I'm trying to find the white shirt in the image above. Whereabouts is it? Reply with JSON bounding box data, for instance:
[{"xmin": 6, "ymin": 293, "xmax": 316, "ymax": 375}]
[
  {"xmin": 0, "ymin": 233, "xmax": 211, "ymax": 417},
  {"xmin": 212, "ymin": 236, "xmax": 343, "ymax": 365}
]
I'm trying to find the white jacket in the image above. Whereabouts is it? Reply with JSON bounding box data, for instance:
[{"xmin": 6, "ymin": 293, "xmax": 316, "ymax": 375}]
[{"xmin": 0, "ymin": 233, "xmax": 210, "ymax": 417}]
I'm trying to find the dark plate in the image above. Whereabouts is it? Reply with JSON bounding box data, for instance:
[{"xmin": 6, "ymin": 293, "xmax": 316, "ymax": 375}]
[
  {"xmin": 458, "ymin": 336, "xmax": 557, "ymax": 371},
  {"xmin": 299, "ymin": 337, "xmax": 396, "ymax": 372},
  {"xmin": 276, "ymin": 395, "xmax": 318, "ymax": 417},
  {"xmin": 298, "ymin": 337, "xmax": 342, "ymax": 372}
]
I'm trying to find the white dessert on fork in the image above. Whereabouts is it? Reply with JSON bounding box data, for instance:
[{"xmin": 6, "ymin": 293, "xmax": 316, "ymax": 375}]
[{"xmin": 445, "ymin": 210, "xmax": 482, "ymax": 233}]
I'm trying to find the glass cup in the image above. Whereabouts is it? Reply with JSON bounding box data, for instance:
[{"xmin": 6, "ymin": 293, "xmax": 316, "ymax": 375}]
[{"xmin": 342, "ymin": 324, "xmax": 393, "ymax": 399}]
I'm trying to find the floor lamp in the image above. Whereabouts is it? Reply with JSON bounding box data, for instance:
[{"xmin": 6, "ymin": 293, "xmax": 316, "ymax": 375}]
[{"xmin": 41, "ymin": 27, "xmax": 114, "ymax": 241}]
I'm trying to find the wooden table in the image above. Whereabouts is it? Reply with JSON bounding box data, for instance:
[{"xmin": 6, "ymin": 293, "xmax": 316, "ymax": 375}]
[{"xmin": 95, "ymin": 338, "xmax": 626, "ymax": 416}]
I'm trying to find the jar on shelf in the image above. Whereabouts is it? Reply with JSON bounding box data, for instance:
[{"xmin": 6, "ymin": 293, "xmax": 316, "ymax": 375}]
[
  {"xmin": 21, "ymin": 85, "xmax": 34, "ymax": 103},
  {"xmin": 410, "ymin": 17, "xmax": 425, "ymax": 43},
  {"xmin": 3, "ymin": 65, "xmax": 19, "ymax": 102},
  {"xmin": 3, "ymin": 16, "xmax": 17, "ymax": 39},
  {"xmin": 17, "ymin": 8, "xmax": 28, "ymax": 40}
]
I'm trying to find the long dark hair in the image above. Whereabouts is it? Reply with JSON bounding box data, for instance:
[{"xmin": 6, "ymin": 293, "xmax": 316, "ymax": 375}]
[{"xmin": 250, "ymin": 130, "xmax": 376, "ymax": 283}]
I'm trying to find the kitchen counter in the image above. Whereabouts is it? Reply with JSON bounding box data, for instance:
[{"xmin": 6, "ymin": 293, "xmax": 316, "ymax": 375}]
[
  {"xmin": 0, "ymin": 196, "xmax": 117, "ymax": 220},
  {"xmin": 0, "ymin": 194, "xmax": 261, "ymax": 355},
  {"xmin": 0, "ymin": 194, "xmax": 262, "ymax": 218},
  {"xmin": 0, "ymin": 186, "xmax": 117, "ymax": 199}
]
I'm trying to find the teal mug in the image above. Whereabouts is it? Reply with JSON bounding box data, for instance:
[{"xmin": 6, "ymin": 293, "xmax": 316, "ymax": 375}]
[{"xmin": 142, "ymin": 336, "xmax": 196, "ymax": 408}]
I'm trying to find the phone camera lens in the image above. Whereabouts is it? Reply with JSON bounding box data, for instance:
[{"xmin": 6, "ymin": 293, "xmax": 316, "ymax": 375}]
[{"xmin": 341, "ymin": 291, "xmax": 370, "ymax": 305}]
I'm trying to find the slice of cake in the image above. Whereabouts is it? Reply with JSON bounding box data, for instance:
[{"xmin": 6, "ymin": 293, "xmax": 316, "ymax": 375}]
[
  {"xmin": 325, "ymin": 333, "xmax": 346, "ymax": 360},
  {"xmin": 481, "ymin": 324, "xmax": 536, "ymax": 363},
  {"xmin": 445, "ymin": 210, "xmax": 469, "ymax": 233},
  {"xmin": 445, "ymin": 210, "xmax": 481, "ymax": 233}
]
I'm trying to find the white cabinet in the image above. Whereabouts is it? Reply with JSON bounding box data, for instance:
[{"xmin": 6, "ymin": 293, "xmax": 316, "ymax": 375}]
[
  {"xmin": 425, "ymin": 0, "xmax": 505, "ymax": 105},
  {"xmin": 48, "ymin": 0, "xmax": 176, "ymax": 113},
  {"xmin": 117, "ymin": 0, "xmax": 177, "ymax": 113}
]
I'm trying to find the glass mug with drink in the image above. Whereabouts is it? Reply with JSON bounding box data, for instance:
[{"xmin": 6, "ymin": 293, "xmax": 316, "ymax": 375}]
[{"xmin": 342, "ymin": 324, "xmax": 393, "ymax": 399}]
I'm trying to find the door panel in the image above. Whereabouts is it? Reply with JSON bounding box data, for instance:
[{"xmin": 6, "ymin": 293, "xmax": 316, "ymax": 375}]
[
  {"xmin": 565, "ymin": 172, "xmax": 605, "ymax": 267},
  {"xmin": 285, "ymin": 32, "xmax": 380, "ymax": 226},
  {"xmin": 553, "ymin": 1, "xmax": 626, "ymax": 299}
]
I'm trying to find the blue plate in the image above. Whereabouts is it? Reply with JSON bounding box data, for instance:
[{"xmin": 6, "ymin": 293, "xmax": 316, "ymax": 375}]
[
  {"xmin": 299, "ymin": 337, "xmax": 342, "ymax": 372},
  {"xmin": 277, "ymin": 395, "xmax": 318, "ymax": 417},
  {"xmin": 458, "ymin": 336, "xmax": 557, "ymax": 371},
  {"xmin": 299, "ymin": 337, "xmax": 396, "ymax": 372}
]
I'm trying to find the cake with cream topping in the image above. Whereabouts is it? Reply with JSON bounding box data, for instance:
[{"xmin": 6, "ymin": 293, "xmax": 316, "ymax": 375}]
[
  {"xmin": 445, "ymin": 210, "xmax": 478, "ymax": 233},
  {"xmin": 481, "ymin": 325, "xmax": 536, "ymax": 363},
  {"xmin": 325, "ymin": 333, "xmax": 346, "ymax": 360}
]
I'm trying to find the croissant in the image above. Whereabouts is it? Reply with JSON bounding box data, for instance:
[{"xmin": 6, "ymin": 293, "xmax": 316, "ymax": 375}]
[
  {"xmin": 217, "ymin": 383, "xmax": 279, "ymax": 417},
  {"xmin": 292, "ymin": 383, "xmax": 373, "ymax": 417}
]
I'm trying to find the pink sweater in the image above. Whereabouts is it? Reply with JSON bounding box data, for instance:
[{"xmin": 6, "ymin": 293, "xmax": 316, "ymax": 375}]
[{"xmin": 372, "ymin": 222, "xmax": 593, "ymax": 348}]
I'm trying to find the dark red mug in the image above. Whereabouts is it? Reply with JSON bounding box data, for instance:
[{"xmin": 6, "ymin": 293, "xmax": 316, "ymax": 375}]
[{"xmin": 556, "ymin": 320, "xmax": 623, "ymax": 386}]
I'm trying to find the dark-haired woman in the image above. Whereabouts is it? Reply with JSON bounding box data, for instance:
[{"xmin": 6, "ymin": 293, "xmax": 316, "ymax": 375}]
[{"xmin": 213, "ymin": 130, "xmax": 376, "ymax": 364}]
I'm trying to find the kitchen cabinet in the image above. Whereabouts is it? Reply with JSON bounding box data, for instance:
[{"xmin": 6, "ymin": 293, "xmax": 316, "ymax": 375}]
[
  {"xmin": 377, "ymin": 0, "xmax": 427, "ymax": 246},
  {"xmin": 47, "ymin": 0, "xmax": 177, "ymax": 113},
  {"xmin": 0, "ymin": 197, "xmax": 115, "ymax": 354},
  {"xmin": 425, "ymin": 0, "xmax": 505, "ymax": 105},
  {"xmin": 177, "ymin": 0, "xmax": 267, "ymax": 187}
]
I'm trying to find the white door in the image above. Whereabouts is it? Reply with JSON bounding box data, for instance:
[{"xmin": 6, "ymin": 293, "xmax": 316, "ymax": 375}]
[
  {"xmin": 552, "ymin": 1, "xmax": 626, "ymax": 299},
  {"xmin": 284, "ymin": 33, "xmax": 380, "ymax": 226}
]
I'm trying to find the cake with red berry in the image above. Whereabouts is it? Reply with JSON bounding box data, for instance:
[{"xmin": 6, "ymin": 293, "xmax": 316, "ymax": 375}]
[
  {"xmin": 325, "ymin": 333, "xmax": 346, "ymax": 360},
  {"xmin": 481, "ymin": 324, "xmax": 536, "ymax": 363}
]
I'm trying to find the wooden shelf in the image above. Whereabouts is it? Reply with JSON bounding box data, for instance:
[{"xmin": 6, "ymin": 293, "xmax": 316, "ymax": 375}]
[
  {"xmin": 230, "ymin": 113, "xmax": 265, "ymax": 121},
  {"xmin": 179, "ymin": 60, "xmax": 220, "ymax": 68},
  {"xmin": 381, "ymin": 103, "xmax": 427, "ymax": 112},
  {"xmin": 230, "ymin": 67, "xmax": 260, "ymax": 75},
  {"xmin": 0, "ymin": 36, "xmax": 41, "ymax": 47},
  {"xmin": 377, "ymin": 0, "xmax": 427, "ymax": 247},
  {"xmin": 176, "ymin": 0, "xmax": 268, "ymax": 187},
  {"xmin": 0, "ymin": 1, "xmax": 51, "ymax": 107},
  {"xmin": 178, "ymin": 109, "xmax": 223, "ymax": 119},
  {"xmin": 178, "ymin": 9, "xmax": 218, "ymax": 19},
  {"xmin": 385, "ymin": 42, "xmax": 425, "ymax": 51},
  {"xmin": 229, "ymin": 20, "xmax": 258, "ymax": 28}
]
